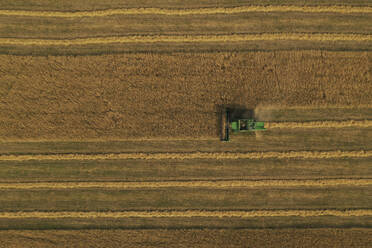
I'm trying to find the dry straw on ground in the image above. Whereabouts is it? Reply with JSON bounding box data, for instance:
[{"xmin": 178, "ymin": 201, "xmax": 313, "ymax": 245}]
[
  {"xmin": 1, "ymin": 33, "xmax": 371, "ymax": 46},
  {"xmin": 0, "ymin": 5, "xmax": 371, "ymax": 17},
  {"xmin": 0, "ymin": 179, "xmax": 370, "ymax": 189},
  {"xmin": 0, "ymin": 209, "xmax": 370, "ymax": 219},
  {"xmin": 1, "ymin": 150, "xmax": 371, "ymax": 161},
  {"xmin": 268, "ymin": 120, "xmax": 372, "ymax": 129}
]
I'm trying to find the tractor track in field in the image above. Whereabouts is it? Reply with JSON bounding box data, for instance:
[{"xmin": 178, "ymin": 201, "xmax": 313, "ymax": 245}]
[
  {"xmin": 0, "ymin": 209, "xmax": 371, "ymax": 219},
  {"xmin": 0, "ymin": 150, "xmax": 371, "ymax": 161},
  {"xmin": 267, "ymin": 120, "xmax": 372, "ymax": 129},
  {"xmin": 0, "ymin": 6, "xmax": 371, "ymax": 18},
  {"xmin": 0, "ymin": 179, "xmax": 370, "ymax": 189},
  {"xmin": 0, "ymin": 33, "xmax": 371, "ymax": 46}
]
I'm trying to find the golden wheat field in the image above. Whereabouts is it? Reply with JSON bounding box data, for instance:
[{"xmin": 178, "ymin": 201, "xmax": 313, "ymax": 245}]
[{"xmin": 0, "ymin": 0, "xmax": 371, "ymax": 247}]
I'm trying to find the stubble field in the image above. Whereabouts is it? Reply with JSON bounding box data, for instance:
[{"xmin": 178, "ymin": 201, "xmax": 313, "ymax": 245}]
[{"xmin": 0, "ymin": 0, "xmax": 371, "ymax": 247}]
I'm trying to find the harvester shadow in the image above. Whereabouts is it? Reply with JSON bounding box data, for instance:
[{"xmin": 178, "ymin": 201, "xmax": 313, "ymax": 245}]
[{"xmin": 215, "ymin": 104, "xmax": 225, "ymax": 141}]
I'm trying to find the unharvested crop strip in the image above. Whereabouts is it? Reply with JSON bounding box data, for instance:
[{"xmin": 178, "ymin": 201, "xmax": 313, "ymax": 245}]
[
  {"xmin": 0, "ymin": 150, "xmax": 371, "ymax": 161},
  {"xmin": 0, "ymin": 179, "xmax": 370, "ymax": 189},
  {"xmin": 0, "ymin": 209, "xmax": 370, "ymax": 219},
  {"xmin": 0, "ymin": 33, "xmax": 371, "ymax": 46},
  {"xmin": 0, "ymin": 6, "xmax": 371, "ymax": 17},
  {"xmin": 0, "ymin": 137, "xmax": 216, "ymax": 143},
  {"xmin": 268, "ymin": 120, "xmax": 372, "ymax": 129}
]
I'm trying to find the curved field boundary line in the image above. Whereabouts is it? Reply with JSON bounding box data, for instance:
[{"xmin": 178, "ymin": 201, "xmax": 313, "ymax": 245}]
[
  {"xmin": 0, "ymin": 6, "xmax": 371, "ymax": 17},
  {"xmin": 268, "ymin": 120, "xmax": 372, "ymax": 129},
  {"xmin": 1, "ymin": 150, "xmax": 371, "ymax": 161},
  {"xmin": 0, "ymin": 209, "xmax": 370, "ymax": 218},
  {"xmin": 1, "ymin": 33, "xmax": 371, "ymax": 46},
  {"xmin": 0, "ymin": 179, "xmax": 370, "ymax": 189}
]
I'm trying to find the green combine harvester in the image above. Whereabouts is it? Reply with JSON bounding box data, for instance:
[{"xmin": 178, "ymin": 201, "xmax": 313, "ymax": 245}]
[{"xmin": 222, "ymin": 108, "xmax": 266, "ymax": 141}]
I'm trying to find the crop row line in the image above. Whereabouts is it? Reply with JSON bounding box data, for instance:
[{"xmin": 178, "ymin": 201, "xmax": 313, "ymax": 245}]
[
  {"xmin": 1, "ymin": 150, "xmax": 371, "ymax": 161},
  {"xmin": 0, "ymin": 5, "xmax": 371, "ymax": 17},
  {"xmin": 0, "ymin": 179, "xmax": 370, "ymax": 189},
  {"xmin": 0, "ymin": 33, "xmax": 371, "ymax": 46},
  {"xmin": 268, "ymin": 120, "xmax": 372, "ymax": 129},
  {"xmin": 0, "ymin": 209, "xmax": 370, "ymax": 218}
]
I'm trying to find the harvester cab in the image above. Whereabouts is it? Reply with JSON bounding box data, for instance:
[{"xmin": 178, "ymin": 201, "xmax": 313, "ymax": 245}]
[{"xmin": 222, "ymin": 108, "xmax": 266, "ymax": 141}]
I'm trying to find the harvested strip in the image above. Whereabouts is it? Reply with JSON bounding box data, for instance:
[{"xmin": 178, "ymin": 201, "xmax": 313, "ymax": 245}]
[
  {"xmin": 0, "ymin": 209, "xmax": 370, "ymax": 219},
  {"xmin": 0, "ymin": 150, "xmax": 371, "ymax": 161},
  {"xmin": 0, "ymin": 179, "xmax": 370, "ymax": 189},
  {"xmin": 0, "ymin": 6, "xmax": 371, "ymax": 17},
  {"xmin": 1, "ymin": 33, "xmax": 371, "ymax": 46},
  {"xmin": 259, "ymin": 104, "xmax": 372, "ymax": 110},
  {"xmin": 268, "ymin": 120, "xmax": 372, "ymax": 129}
]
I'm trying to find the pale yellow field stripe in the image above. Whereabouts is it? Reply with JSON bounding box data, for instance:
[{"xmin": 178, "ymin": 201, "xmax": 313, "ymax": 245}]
[
  {"xmin": 0, "ymin": 209, "xmax": 370, "ymax": 219},
  {"xmin": 0, "ymin": 33, "xmax": 371, "ymax": 46},
  {"xmin": 1, "ymin": 150, "xmax": 371, "ymax": 161},
  {"xmin": 268, "ymin": 120, "xmax": 372, "ymax": 129},
  {"xmin": 0, "ymin": 6, "xmax": 372, "ymax": 17},
  {"xmin": 0, "ymin": 179, "xmax": 370, "ymax": 189}
]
